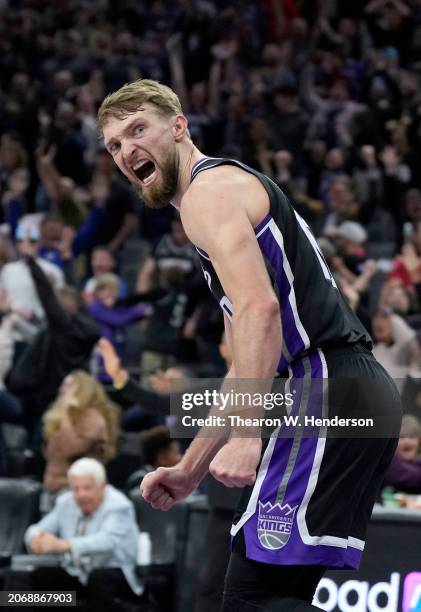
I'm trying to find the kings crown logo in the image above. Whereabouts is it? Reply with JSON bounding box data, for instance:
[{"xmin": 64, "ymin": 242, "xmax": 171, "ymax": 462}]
[{"xmin": 258, "ymin": 500, "xmax": 298, "ymax": 550}]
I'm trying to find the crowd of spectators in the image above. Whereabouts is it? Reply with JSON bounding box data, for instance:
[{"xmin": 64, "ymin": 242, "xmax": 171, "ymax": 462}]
[{"xmin": 1, "ymin": 0, "xmax": 421, "ymax": 607}]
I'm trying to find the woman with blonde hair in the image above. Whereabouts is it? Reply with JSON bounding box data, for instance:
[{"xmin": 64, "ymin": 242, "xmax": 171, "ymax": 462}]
[{"xmin": 41, "ymin": 370, "xmax": 120, "ymax": 513}]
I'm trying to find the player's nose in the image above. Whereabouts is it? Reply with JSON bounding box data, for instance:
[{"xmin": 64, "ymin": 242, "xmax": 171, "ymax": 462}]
[{"xmin": 121, "ymin": 139, "xmax": 138, "ymax": 166}]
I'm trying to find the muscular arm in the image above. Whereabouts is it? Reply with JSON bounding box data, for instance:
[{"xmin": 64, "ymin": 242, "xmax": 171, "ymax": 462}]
[
  {"xmin": 141, "ymin": 173, "xmax": 283, "ymax": 508},
  {"xmin": 181, "ymin": 173, "xmax": 282, "ymax": 474},
  {"xmin": 181, "ymin": 170, "xmax": 282, "ymax": 381}
]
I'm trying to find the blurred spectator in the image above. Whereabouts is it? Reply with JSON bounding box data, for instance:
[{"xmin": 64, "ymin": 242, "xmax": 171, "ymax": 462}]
[
  {"xmin": 41, "ymin": 372, "xmax": 119, "ymax": 510},
  {"xmin": 1, "ymin": 167, "xmax": 29, "ymax": 238},
  {"xmin": 352, "ymin": 145, "xmax": 383, "ymax": 208},
  {"xmin": 124, "ymin": 425, "xmax": 182, "ymax": 494},
  {"xmin": 7, "ymin": 257, "xmax": 99, "ymax": 432},
  {"xmin": 140, "ymin": 266, "xmax": 195, "ymax": 375},
  {"xmin": 83, "ymin": 247, "xmax": 128, "ymax": 303},
  {"xmin": 98, "ymin": 336, "xmax": 196, "ymax": 431},
  {"xmin": 88, "ymin": 274, "xmax": 152, "ymax": 383},
  {"xmin": 379, "ymin": 144, "xmax": 412, "ymax": 233},
  {"xmin": 382, "ymin": 414, "xmax": 421, "ymax": 494},
  {"xmin": 35, "ymin": 143, "xmax": 88, "ymax": 226},
  {"xmin": 167, "ymin": 32, "xmax": 222, "ymax": 152},
  {"xmin": 51, "ymin": 100, "xmax": 88, "ymax": 185},
  {"xmin": 318, "ymin": 235, "xmax": 377, "ymax": 315},
  {"xmin": 0, "ymin": 315, "xmax": 14, "ymax": 389},
  {"xmin": 269, "ymin": 85, "xmax": 309, "ymax": 168},
  {"xmin": 77, "ymin": 85, "xmax": 100, "ymax": 167},
  {"xmin": 23, "ymin": 458, "xmax": 144, "ymax": 611},
  {"xmin": 89, "ymin": 149, "xmax": 139, "ymax": 254},
  {"xmin": 137, "ymin": 216, "xmax": 198, "ymax": 292},
  {"xmin": 322, "ymin": 176, "xmax": 359, "ymax": 233},
  {"xmin": 389, "ymin": 222, "xmax": 421, "ymax": 292},
  {"xmin": 0, "ymin": 134, "xmax": 27, "ymax": 194},
  {"xmin": 372, "ymin": 308, "xmax": 416, "ymax": 389},
  {"xmin": 301, "ymin": 61, "xmax": 365, "ymax": 150},
  {"xmin": 380, "ymin": 280, "xmax": 418, "ymax": 321},
  {"xmin": 141, "ymin": 425, "xmax": 182, "ymax": 472},
  {"xmin": 365, "ymin": 0, "xmax": 413, "ymax": 65},
  {"xmin": 0, "ymin": 225, "xmax": 64, "ymax": 342},
  {"xmin": 304, "ymin": 140, "xmax": 327, "ymax": 200},
  {"xmin": 401, "ymin": 332, "xmax": 421, "ymax": 418},
  {"xmin": 318, "ymin": 148, "xmax": 347, "ymax": 204},
  {"xmin": 0, "ymin": 315, "xmax": 22, "ymax": 475},
  {"xmin": 181, "ymin": 294, "xmax": 224, "ymax": 373},
  {"xmin": 37, "ymin": 213, "xmax": 65, "ymax": 268},
  {"xmin": 404, "ymin": 189, "xmax": 421, "ymax": 226},
  {"xmin": 327, "ymin": 220, "xmax": 368, "ymax": 274}
]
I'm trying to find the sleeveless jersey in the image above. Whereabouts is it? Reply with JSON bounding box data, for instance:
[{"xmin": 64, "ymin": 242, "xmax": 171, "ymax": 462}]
[{"xmin": 190, "ymin": 157, "xmax": 372, "ymax": 375}]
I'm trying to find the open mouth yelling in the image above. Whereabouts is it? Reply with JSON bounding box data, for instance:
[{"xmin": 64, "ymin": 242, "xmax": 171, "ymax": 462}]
[{"xmin": 132, "ymin": 160, "xmax": 157, "ymax": 186}]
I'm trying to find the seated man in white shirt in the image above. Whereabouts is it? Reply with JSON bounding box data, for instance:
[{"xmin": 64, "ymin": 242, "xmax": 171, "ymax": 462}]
[{"xmin": 24, "ymin": 458, "xmax": 145, "ymax": 611}]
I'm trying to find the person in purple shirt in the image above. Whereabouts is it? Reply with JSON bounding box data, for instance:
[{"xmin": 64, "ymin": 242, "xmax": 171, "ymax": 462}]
[
  {"xmin": 383, "ymin": 414, "xmax": 421, "ymax": 494},
  {"xmin": 88, "ymin": 273, "xmax": 152, "ymax": 383}
]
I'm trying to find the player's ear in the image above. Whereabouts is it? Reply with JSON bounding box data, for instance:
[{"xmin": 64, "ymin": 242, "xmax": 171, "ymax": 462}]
[{"xmin": 171, "ymin": 114, "xmax": 189, "ymax": 141}]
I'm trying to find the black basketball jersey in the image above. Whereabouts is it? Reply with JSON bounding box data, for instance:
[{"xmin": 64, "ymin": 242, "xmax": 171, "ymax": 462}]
[{"xmin": 190, "ymin": 157, "xmax": 372, "ymax": 374}]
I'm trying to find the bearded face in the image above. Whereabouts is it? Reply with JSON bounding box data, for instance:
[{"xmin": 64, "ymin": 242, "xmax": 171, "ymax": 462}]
[
  {"xmin": 132, "ymin": 143, "xmax": 180, "ymax": 209},
  {"xmin": 102, "ymin": 105, "xmax": 183, "ymax": 209}
]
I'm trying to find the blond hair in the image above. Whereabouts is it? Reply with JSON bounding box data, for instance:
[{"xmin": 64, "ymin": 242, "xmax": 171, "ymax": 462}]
[
  {"xmin": 43, "ymin": 370, "xmax": 120, "ymax": 460},
  {"xmin": 95, "ymin": 272, "xmax": 119, "ymax": 292},
  {"xmin": 401, "ymin": 414, "xmax": 421, "ymax": 439},
  {"xmin": 97, "ymin": 79, "xmax": 184, "ymax": 134}
]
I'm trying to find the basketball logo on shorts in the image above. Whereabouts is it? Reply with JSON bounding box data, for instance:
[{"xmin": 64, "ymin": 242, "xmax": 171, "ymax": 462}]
[{"xmin": 257, "ymin": 500, "xmax": 298, "ymax": 550}]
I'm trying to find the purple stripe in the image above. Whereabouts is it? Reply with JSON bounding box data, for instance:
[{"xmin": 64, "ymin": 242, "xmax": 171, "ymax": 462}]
[
  {"xmin": 255, "ymin": 213, "xmax": 272, "ymax": 234},
  {"xmin": 195, "ymin": 213, "xmax": 304, "ymax": 371},
  {"xmin": 257, "ymin": 225, "xmax": 306, "ymax": 362}
]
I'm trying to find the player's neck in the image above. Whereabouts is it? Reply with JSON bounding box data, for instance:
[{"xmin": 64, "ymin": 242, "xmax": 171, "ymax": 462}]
[{"xmin": 171, "ymin": 143, "xmax": 204, "ymax": 209}]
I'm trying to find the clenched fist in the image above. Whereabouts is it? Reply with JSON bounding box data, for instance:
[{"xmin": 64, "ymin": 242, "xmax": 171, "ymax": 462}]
[
  {"xmin": 209, "ymin": 437, "xmax": 262, "ymax": 488},
  {"xmin": 140, "ymin": 467, "xmax": 197, "ymax": 511}
]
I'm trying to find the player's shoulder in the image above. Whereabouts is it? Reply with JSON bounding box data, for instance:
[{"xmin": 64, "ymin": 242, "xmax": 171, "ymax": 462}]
[
  {"xmin": 181, "ymin": 170, "xmax": 246, "ymax": 232},
  {"xmin": 188, "ymin": 163, "xmax": 255, "ymax": 194},
  {"xmin": 182, "ymin": 163, "xmax": 265, "ymax": 215}
]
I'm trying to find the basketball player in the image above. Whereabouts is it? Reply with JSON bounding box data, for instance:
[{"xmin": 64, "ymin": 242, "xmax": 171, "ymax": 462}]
[{"xmin": 97, "ymin": 80, "xmax": 402, "ymax": 611}]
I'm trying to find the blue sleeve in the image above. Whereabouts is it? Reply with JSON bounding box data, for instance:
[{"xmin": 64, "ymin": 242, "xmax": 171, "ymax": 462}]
[
  {"xmin": 6, "ymin": 198, "xmax": 22, "ymax": 240},
  {"xmin": 72, "ymin": 207, "xmax": 105, "ymax": 257}
]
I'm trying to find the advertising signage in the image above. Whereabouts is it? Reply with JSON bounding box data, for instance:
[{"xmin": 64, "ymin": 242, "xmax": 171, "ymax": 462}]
[{"xmin": 313, "ymin": 510, "xmax": 421, "ymax": 611}]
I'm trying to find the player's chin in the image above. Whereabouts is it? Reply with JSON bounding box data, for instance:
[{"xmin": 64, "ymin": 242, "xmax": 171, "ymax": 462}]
[{"xmin": 133, "ymin": 182, "xmax": 168, "ymax": 209}]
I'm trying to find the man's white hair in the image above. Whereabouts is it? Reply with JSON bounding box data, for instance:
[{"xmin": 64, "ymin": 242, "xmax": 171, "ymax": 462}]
[{"xmin": 67, "ymin": 458, "xmax": 106, "ymax": 485}]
